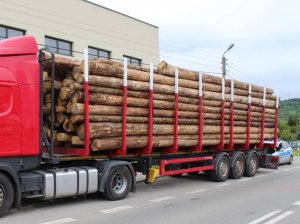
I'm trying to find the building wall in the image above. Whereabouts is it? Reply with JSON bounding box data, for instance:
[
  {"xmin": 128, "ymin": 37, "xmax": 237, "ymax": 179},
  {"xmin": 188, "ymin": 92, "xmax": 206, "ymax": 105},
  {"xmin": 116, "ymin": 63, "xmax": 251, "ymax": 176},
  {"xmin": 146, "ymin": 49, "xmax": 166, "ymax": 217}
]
[{"xmin": 0, "ymin": 0, "xmax": 159, "ymax": 64}]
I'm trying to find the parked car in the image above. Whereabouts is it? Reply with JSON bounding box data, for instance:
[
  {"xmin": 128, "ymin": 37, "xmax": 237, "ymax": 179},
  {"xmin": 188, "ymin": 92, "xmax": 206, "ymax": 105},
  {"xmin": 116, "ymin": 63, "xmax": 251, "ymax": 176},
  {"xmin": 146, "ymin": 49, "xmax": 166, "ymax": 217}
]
[
  {"xmin": 274, "ymin": 141, "xmax": 293, "ymax": 165},
  {"xmin": 264, "ymin": 140, "xmax": 293, "ymax": 165}
]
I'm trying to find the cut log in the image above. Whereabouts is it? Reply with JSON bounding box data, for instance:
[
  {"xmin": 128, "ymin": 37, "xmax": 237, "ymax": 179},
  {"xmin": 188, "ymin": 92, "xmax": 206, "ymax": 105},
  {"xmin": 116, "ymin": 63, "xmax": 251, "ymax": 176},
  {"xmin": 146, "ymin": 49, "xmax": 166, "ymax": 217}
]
[
  {"xmin": 156, "ymin": 61, "xmax": 274, "ymax": 94},
  {"xmin": 63, "ymin": 118, "xmax": 76, "ymax": 132},
  {"xmin": 43, "ymin": 79, "xmax": 62, "ymax": 91},
  {"xmin": 57, "ymin": 133, "xmax": 72, "ymax": 142},
  {"xmin": 42, "ymin": 51, "xmax": 81, "ymax": 75},
  {"xmin": 57, "ymin": 113, "xmax": 67, "ymax": 125},
  {"xmin": 76, "ymin": 122, "xmax": 274, "ymax": 140},
  {"xmin": 71, "ymin": 136, "xmax": 85, "ymax": 145},
  {"xmin": 91, "ymin": 135, "xmax": 263, "ymax": 151}
]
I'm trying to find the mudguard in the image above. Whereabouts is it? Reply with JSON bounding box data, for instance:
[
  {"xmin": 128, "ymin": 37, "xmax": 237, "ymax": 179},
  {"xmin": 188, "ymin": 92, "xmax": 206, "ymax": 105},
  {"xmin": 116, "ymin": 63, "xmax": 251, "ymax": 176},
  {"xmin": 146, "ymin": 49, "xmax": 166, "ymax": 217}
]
[{"xmin": 95, "ymin": 160, "xmax": 136, "ymax": 193}]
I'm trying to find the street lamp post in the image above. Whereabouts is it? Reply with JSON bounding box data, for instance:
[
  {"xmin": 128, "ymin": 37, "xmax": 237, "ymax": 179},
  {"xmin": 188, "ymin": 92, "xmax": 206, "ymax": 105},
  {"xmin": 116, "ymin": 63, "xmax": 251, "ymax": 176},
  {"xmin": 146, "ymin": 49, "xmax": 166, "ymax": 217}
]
[{"xmin": 222, "ymin": 43, "xmax": 234, "ymax": 78}]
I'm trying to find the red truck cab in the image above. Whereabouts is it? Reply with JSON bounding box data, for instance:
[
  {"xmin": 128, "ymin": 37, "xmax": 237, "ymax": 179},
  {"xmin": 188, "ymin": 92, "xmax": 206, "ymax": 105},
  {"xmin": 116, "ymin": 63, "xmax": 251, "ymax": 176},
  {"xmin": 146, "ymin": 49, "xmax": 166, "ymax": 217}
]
[{"xmin": 0, "ymin": 36, "xmax": 40, "ymax": 157}]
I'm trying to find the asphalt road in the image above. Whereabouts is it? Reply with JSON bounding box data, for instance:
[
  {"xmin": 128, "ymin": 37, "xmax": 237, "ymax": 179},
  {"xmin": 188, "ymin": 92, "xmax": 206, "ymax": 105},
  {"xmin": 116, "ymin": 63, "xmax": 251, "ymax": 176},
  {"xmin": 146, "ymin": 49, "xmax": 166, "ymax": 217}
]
[{"xmin": 2, "ymin": 157, "xmax": 300, "ymax": 224}]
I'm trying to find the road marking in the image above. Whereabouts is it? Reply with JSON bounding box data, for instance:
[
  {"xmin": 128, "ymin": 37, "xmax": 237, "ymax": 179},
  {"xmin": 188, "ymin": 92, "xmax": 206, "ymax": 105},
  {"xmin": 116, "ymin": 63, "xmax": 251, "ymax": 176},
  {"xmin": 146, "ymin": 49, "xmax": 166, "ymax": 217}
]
[
  {"xmin": 100, "ymin": 205, "xmax": 133, "ymax": 213},
  {"xmin": 149, "ymin": 196, "xmax": 175, "ymax": 202},
  {"xmin": 264, "ymin": 211, "xmax": 294, "ymax": 224},
  {"xmin": 216, "ymin": 183, "xmax": 232, "ymax": 187},
  {"xmin": 256, "ymin": 174, "xmax": 267, "ymax": 178},
  {"xmin": 248, "ymin": 210, "xmax": 281, "ymax": 224},
  {"xmin": 237, "ymin": 178, "xmax": 251, "ymax": 182},
  {"xmin": 41, "ymin": 218, "xmax": 76, "ymax": 224},
  {"xmin": 272, "ymin": 171, "xmax": 281, "ymax": 174},
  {"xmin": 284, "ymin": 169, "xmax": 292, "ymax": 171},
  {"xmin": 185, "ymin": 189, "xmax": 207, "ymax": 194},
  {"xmin": 294, "ymin": 166, "xmax": 300, "ymax": 169},
  {"xmin": 293, "ymin": 200, "xmax": 300, "ymax": 205}
]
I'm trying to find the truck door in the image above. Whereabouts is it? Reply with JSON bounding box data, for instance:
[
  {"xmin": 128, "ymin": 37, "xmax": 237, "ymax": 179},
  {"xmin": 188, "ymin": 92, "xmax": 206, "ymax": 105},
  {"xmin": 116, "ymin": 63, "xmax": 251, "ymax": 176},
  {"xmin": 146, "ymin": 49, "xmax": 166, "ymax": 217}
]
[{"xmin": 0, "ymin": 67, "xmax": 22, "ymax": 156}]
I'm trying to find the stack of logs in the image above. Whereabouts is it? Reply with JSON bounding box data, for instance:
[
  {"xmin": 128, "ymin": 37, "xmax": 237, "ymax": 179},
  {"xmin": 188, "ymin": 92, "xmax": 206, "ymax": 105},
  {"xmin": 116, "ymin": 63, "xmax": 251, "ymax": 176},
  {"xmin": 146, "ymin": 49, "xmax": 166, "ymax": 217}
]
[{"xmin": 42, "ymin": 53, "xmax": 277, "ymax": 153}]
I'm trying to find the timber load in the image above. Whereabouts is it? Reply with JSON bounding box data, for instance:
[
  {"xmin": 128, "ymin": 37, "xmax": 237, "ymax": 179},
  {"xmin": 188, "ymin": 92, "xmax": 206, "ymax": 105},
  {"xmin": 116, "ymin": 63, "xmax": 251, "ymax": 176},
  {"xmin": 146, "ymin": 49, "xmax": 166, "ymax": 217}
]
[{"xmin": 42, "ymin": 53, "xmax": 278, "ymax": 153}]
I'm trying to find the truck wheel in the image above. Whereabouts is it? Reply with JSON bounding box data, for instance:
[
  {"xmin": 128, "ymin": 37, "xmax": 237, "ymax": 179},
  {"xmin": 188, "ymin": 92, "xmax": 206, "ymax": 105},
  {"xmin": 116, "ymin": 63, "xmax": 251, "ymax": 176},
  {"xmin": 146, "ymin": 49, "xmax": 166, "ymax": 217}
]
[
  {"xmin": 211, "ymin": 155, "xmax": 230, "ymax": 182},
  {"xmin": 103, "ymin": 166, "xmax": 132, "ymax": 200},
  {"xmin": 0, "ymin": 173, "xmax": 14, "ymax": 218},
  {"xmin": 288, "ymin": 155, "xmax": 293, "ymax": 165},
  {"xmin": 244, "ymin": 153, "xmax": 258, "ymax": 177},
  {"xmin": 229, "ymin": 153, "xmax": 245, "ymax": 179}
]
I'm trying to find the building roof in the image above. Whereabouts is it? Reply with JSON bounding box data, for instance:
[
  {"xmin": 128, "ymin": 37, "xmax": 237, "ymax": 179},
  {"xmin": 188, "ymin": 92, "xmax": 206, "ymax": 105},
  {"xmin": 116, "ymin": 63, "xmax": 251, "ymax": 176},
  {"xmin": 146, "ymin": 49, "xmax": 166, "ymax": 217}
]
[{"xmin": 83, "ymin": 0, "xmax": 159, "ymax": 29}]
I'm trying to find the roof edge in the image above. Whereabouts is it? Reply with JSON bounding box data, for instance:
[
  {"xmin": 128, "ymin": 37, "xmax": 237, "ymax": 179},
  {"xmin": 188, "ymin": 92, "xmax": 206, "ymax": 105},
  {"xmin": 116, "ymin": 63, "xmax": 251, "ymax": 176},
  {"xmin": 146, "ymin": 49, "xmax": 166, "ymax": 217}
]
[{"xmin": 83, "ymin": 0, "xmax": 159, "ymax": 29}]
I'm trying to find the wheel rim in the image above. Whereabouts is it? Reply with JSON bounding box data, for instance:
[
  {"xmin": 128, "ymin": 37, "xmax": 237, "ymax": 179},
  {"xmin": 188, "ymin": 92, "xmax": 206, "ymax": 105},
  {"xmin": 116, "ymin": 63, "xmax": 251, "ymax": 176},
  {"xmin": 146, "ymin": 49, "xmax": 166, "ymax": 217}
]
[
  {"xmin": 0, "ymin": 184, "xmax": 4, "ymax": 207},
  {"xmin": 290, "ymin": 156, "xmax": 293, "ymax": 163},
  {"xmin": 220, "ymin": 160, "xmax": 229, "ymax": 177},
  {"xmin": 112, "ymin": 173, "xmax": 127, "ymax": 194},
  {"xmin": 235, "ymin": 159, "xmax": 244, "ymax": 175},
  {"xmin": 249, "ymin": 157, "xmax": 257, "ymax": 173}
]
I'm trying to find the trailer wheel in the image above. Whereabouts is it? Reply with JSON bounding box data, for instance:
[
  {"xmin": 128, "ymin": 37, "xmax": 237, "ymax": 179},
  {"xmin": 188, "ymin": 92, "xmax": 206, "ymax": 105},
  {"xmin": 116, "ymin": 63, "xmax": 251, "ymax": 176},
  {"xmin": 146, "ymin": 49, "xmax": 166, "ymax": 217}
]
[
  {"xmin": 0, "ymin": 173, "xmax": 14, "ymax": 218},
  {"xmin": 244, "ymin": 153, "xmax": 258, "ymax": 177},
  {"xmin": 103, "ymin": 166, "xmax": 132, "ymax": 200},
  {"xmin": 211, "ymin": 155, "xmax": 230, "ymax": 182},
  {"xmin": 229, "ymin": 153, "xmax": 245, "ymax": 179}
]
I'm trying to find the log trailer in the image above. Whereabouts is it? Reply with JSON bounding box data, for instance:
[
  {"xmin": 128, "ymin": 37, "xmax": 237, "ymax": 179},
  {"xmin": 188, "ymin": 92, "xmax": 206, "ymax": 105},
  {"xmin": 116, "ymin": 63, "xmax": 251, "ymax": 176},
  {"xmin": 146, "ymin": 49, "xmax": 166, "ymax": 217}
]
[{"xmin": 0, "ymin": 36, "xmax": 279, "ymax": 217}]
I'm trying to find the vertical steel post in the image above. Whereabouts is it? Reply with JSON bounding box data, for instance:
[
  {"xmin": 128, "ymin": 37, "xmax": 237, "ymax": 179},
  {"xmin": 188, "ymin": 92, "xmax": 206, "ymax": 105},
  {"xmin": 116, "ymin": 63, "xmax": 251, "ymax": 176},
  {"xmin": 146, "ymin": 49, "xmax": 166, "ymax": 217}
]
[
  {"xmin": 197, "ymin": 73, "xmax": 203, "ymax": 151},
  {"xmin": 272, "ymin": 95, "xmax": 279, "ymax": 147},
  {"xmin": 83, "ymin": 49, "xmax": 90, "ymax": 156},
  {"xmin": 118, "ymin": 57, "xmax": 128, "ymax": 155},
  {"xmin": 258, "ymin": 87, "xmax": 266, "ymax": 148},
  {"xmin": 141, "ymin": 63, "xmax": 154, "ymax": 154},
  {"xmin": 228, "ymin": 80, "xmax": 234, "ymax": 149},
  {"xmin": 243, "ymin": 85, "xmax": 252, "ymax": 148},
  {"xmin": 217, "ymin": 78, "xmax": 225, "ymax": 149},
  {"xmin": 164, "ymin": 68, "xmax": 179, "ymax": 153}
]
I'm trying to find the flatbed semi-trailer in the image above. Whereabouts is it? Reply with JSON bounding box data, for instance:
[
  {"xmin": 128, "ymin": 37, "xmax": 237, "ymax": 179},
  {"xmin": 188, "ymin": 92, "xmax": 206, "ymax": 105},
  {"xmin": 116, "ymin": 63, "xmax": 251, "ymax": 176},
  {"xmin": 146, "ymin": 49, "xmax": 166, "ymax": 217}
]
[{"xmin": 0, "ymin": 36, "xmax": 279, "ymax": 217}]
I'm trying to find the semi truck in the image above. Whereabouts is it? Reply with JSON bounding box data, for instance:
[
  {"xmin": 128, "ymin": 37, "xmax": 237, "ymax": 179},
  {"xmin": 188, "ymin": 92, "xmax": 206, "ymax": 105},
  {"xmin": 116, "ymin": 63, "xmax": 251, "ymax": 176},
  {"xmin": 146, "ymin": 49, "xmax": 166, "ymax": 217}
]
[{"xmin": 0, "ymin": 36, "xmax": 279, "ymax": 217}]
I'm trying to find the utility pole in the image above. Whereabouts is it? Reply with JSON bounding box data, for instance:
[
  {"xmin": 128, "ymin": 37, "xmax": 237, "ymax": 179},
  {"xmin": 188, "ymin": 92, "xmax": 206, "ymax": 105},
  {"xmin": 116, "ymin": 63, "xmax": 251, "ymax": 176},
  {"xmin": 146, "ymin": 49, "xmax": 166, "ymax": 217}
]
[
  {"xmin": 222, "ymin": 44, "xmax": 234, "ymax": 78},
  {"xmin": 222, "ymin": 56, "xmax": 226, "ymax": 78}
]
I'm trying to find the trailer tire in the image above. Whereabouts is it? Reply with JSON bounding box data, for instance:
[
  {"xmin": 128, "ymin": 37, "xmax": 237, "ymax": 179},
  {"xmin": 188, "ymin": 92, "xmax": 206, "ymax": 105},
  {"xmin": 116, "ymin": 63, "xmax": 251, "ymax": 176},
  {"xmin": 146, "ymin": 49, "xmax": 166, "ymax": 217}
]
[
  {"xmin": 211, "ymin": 155, "xmax": 230, "ymax": 182},
  {"xmin": 103, "ymin": 166, "xmax": 132, "ymax": 201},
  {"xmin": 0, "ymin": 173, "xmax": 14, "ymax": 218},
  {"xmin": 229, "ymin": 153, "xmax": 245, "ymax": 179},
  {"xmin": 244, "ymin": 153, "xmax": 258, "ymax": 177}
]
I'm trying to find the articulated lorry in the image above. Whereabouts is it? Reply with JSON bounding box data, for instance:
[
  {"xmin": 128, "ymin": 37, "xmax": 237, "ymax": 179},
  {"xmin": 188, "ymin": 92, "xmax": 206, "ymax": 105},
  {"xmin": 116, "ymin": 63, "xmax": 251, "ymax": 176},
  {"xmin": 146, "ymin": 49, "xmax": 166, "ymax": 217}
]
[{"xmin": 0, "ymin": 36, "xmax": 279, "ymax": 217}]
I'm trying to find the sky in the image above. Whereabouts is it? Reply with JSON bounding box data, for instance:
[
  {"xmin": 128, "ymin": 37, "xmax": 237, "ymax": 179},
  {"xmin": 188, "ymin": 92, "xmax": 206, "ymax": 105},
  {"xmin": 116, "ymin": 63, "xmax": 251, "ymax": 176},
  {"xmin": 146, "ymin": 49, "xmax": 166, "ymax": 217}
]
[{"xmin": 90, "ymin": 0, "xmax": 300, "ymax": 99}]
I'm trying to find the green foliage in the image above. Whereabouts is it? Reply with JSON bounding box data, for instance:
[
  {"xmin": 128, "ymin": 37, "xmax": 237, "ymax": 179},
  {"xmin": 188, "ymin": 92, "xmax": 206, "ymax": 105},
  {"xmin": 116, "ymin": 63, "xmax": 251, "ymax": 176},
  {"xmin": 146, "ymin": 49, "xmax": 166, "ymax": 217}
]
[{"xmin": 279, "ymin": 98, "xmax": 300, "ymax": 141}]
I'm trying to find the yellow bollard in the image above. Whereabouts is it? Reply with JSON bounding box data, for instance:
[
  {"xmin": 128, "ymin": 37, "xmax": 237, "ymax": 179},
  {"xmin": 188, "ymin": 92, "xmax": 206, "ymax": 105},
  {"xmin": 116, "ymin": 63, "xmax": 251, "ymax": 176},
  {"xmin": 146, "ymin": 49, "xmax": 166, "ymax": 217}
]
[{"xmin": 147, "ymin": 167, "xmax": 159, "ymax": 183}]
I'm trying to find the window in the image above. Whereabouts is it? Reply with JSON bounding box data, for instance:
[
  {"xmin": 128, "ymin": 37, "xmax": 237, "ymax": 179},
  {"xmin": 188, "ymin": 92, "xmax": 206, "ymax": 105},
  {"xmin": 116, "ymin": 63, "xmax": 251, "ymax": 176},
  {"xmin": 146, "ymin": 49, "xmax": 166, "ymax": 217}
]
[
  {"xmin": 45, "ymin": 36, "xmax": 72, "ymax": 56},
  {"xmin": 88, "ymin": 47, "xmax": 110, "ymax": 60},
  {"xmin": 124, "ymin": 55, "xmax": 142, "ymax": 66},
  {"xmin": 0, "ymin": 25, "xmax": 25, "ymax": 40}
]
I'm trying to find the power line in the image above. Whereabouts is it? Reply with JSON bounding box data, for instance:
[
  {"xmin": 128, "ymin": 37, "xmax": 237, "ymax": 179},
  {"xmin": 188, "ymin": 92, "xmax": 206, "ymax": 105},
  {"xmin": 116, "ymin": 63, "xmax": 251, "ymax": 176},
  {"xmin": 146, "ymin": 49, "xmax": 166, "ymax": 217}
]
[
  {"xmin": 0, "ymin": 1, "xmax": 219, "ymax": 63},
  {"xmin": 0, "ymin": 15, "xmax": 222, "ymax": 71},
  {"xmin": 0, "ymin": 16, "xmax": 220, "ymax": 70},
  {"xmin": 37, "ymin": 43, "xmax": 222, "ymax": 75}
]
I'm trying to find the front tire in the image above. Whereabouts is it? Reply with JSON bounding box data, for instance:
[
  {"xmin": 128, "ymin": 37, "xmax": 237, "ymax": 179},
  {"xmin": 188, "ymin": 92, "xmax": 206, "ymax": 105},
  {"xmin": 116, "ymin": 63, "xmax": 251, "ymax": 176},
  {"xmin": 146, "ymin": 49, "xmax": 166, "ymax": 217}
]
[
  {"xmin": 0, "ymin": 173, "xmax": 14, "ymax": 218},
  {"xmin": 288, "ymin": 155, "xmax": 293, "ymax": 165},
  {"xmin": 211, "ymin": 155, "xmax": 230, "ymax": 182},
  {"xmin": 103, "ymin": 166, "xmax": 132, "ymax": 200}
]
